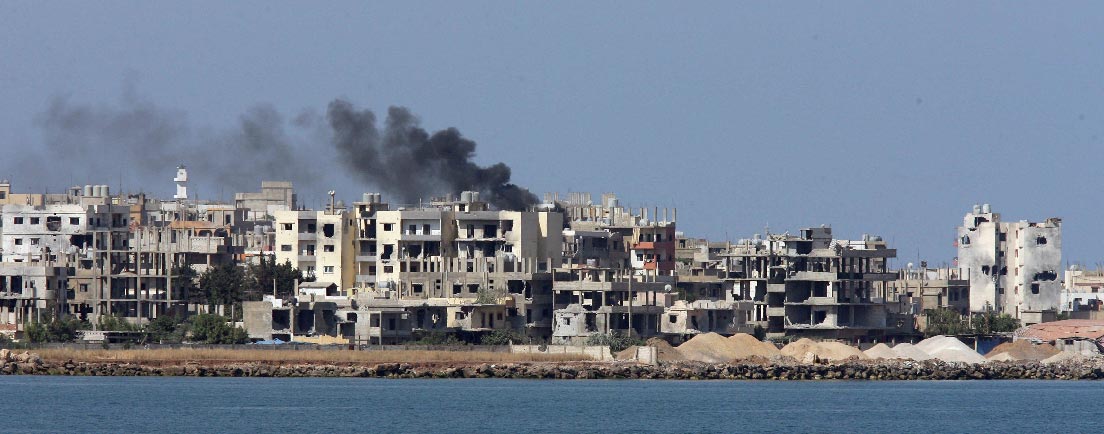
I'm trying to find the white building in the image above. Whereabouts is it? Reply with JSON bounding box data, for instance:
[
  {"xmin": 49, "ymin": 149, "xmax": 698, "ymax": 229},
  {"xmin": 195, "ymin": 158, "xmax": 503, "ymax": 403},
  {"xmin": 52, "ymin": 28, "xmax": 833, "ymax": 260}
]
[{"xmin": 957, "ymin": 204, "xmax": 1061, "ymax": 324}]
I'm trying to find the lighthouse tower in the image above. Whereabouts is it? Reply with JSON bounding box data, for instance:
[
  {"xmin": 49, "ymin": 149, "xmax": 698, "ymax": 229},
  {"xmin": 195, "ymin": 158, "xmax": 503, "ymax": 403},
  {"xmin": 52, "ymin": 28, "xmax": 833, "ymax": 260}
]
[{"xmin": 174, "ymin": 165, "xmax": 188, "ymax": 200}]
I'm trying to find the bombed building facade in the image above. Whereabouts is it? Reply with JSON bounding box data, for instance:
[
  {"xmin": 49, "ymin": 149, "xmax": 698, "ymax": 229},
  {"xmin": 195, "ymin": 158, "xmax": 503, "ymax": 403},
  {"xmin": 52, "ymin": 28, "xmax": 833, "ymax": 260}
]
[{"xmin": 957, "ymin": 204, "xmax": 1062, "ymax": 325}]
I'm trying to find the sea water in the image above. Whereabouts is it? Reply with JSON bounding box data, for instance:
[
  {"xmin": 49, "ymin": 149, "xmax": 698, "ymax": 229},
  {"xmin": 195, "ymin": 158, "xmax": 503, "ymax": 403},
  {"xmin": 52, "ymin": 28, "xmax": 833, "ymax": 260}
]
[{"xmin": 0, "ymin": 377, "xmax": 1091, "ymax": 433}]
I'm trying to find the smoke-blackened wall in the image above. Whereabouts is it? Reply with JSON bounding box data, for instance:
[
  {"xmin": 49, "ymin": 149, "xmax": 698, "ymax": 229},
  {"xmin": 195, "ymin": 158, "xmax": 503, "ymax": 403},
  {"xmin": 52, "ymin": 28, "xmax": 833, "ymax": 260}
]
[{"xmin": 328, "ymin": 100, "xmax": 537, "ymax": 210}]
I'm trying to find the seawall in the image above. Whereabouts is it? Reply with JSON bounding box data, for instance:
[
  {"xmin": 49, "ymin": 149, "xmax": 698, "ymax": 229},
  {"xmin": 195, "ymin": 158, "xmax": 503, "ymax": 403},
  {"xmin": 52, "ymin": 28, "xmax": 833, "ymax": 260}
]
[{"xmin": 4, "ymin": 358, "xmax": 1104, "ymax": 380}]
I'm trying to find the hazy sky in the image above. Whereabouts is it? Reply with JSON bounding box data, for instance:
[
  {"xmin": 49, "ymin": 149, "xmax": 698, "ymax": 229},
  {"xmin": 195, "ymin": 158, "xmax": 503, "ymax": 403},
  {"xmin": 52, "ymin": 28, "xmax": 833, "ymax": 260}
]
[{"xmin": 2, "ymin": 2, "xmax": 1102, "ymax": 266}]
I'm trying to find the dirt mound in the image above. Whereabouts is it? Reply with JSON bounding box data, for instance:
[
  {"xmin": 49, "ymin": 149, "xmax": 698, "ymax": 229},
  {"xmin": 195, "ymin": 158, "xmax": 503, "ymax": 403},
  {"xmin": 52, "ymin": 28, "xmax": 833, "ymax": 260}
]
[
  {"xmin": 615, "ymin": 346, "xmax": 640, "ymax": 360},
  {"xmin": 863, "ymin": 343, "xmax": 900, "ymax": 359},
  {"xmin": 781, "ymin": 338, "xmax": 868, "ymax": 362},
  {"xmin": 984, "ymin": 340, "xmax": 1059, "ymax": 361},
  {"xmin": 727, "ymin": 333, "xmax": 781, "ymax": 358},
  {"xmin": 646, "ymin": 338, "xmax": 687, "ymax": 362},
  {"xmin": 676, "ymin": 333, "xmax": 740, "ymax": 363},
  {"xmin": 916, "ymin": 335, "xmax": 986, "ymax": 364},
  {"xmin": 673, "ymin": 332, "xmax": 780, "ymax": 363}
]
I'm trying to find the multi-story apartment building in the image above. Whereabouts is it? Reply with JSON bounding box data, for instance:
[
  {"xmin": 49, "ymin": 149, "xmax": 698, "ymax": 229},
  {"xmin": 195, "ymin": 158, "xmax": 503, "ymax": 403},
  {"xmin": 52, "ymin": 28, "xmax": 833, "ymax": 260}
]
[
  {"xmin": 273, "ymin": 207, "xmax": 356, "ymax": 292},
  {"xmin": 957, "ymin": 204, "xmax": 1061, "ymax": 324},
  {"xmin": 716, "ymin": 227, "xmax": 906, "ymax": 341}
]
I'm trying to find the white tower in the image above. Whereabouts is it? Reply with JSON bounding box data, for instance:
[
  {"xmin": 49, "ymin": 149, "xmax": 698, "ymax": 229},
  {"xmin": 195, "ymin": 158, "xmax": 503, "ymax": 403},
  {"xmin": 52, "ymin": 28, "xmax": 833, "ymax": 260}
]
[{"xmin": 174, "ymin": 165, "xmax": 188, "ymax": 200}]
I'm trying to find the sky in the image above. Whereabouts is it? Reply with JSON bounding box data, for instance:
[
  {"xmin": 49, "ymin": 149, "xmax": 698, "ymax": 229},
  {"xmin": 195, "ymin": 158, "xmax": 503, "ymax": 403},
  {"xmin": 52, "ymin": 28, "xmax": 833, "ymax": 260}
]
[{"xmin": 1, "ymin": 2, "xmax": 1102, "ymax": 267}]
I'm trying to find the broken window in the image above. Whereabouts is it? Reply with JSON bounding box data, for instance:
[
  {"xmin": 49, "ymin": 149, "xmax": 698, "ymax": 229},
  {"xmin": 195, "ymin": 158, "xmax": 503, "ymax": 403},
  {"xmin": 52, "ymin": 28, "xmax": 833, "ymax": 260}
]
[
  {"xmin": 960, "ymin": 235, "xmax": 970, "ymax": 245},
  {"xmin": 1033, "ymin": 270, "xmax": 1058, "ymax": 281},
  {"xmin": 669, "ymin": 314, "xmax": 677, "ymax": 324},
  {"xmin": 982, "ymin": 265, "xmax": 990, "ymax": 275},
  {"xmin": 1031, "ymin": 283, "xmax": 1040, "ymax": 294},
  {"xmin": 423, "ymin": 224, "xmax": 431, "ymax": 234},
  {"xmin": 413, "ymin": 283, "xmax": 423, "ymax": 293},
  {"xmin": 1036, "ymin": 236, "xmax": 1047, "ymax": 245},
  {"xmin": 322, "ymin": 224, "xmax": 334, "ymax": 237},
  {"xmin": 453, "ymin": 284, "xmax": 462, "ymax": 295},
  {"xmin": 381, "ymin": 244, "xmax": 394, "ymax": 260},
  {"xmin": 408, "ymin": 224, "xmax": 417, "ymax": 234},
  {"xmin": 468, "ymin": 284, "xmax": 479, "ymax": 294}
]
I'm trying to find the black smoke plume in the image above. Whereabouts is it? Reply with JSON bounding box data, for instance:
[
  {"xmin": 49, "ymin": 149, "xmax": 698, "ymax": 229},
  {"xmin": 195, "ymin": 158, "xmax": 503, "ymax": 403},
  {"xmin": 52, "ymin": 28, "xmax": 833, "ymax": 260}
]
[{"xmin": 328, "ymin": 100, "xmax": 537, "ymax": 210}]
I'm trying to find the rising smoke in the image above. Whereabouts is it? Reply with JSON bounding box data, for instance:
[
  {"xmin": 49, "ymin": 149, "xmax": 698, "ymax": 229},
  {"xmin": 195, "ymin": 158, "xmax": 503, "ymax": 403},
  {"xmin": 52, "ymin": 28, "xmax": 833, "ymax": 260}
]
[
  {"xmin": 29, "ymin": 88, "xmax": 537, "ymax": 210},
  {"xmin": 328, "ymin": 100, "xmax": 537, "ymax": 210}
]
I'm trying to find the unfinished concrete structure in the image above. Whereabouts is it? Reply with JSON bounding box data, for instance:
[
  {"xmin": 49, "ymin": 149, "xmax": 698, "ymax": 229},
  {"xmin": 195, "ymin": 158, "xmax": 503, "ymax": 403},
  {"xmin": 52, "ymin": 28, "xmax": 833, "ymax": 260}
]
[
  {"xmin": 957, "ymin": 204, "xmax": 1061, "ymax": 323},
  {"xmin": 715, "ymin": 227, "xmax": 905, "ymax": 341}
]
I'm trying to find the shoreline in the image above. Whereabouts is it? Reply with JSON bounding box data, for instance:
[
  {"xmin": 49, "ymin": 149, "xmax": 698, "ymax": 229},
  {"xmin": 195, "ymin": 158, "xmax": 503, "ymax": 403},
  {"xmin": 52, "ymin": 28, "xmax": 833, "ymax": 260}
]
[{"xmin": 4, "ymin": 357, "xmax": 1104, "ymax": 380}]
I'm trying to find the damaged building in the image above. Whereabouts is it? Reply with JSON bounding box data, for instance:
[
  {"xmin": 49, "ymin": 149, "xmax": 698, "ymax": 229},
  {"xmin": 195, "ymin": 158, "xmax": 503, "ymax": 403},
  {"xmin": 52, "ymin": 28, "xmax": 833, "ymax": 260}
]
[{"xmin": 957, "ymin": 204, "xmax": 1061, "ymax": 324}]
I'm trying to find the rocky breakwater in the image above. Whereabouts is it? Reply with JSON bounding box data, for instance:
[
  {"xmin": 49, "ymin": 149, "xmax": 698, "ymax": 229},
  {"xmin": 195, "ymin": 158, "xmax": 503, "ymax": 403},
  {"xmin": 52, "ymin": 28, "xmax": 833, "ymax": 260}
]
[{"xmin": 4, "ymin": 349, "xmax": 1104, "ymax": 380}]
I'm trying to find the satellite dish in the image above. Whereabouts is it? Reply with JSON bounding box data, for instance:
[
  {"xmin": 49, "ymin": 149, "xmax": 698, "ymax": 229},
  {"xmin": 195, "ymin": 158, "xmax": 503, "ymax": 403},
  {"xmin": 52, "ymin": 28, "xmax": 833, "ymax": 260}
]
[{"xmin": 664, "ymin": 284, "xmax": 672, "ymax": 293}]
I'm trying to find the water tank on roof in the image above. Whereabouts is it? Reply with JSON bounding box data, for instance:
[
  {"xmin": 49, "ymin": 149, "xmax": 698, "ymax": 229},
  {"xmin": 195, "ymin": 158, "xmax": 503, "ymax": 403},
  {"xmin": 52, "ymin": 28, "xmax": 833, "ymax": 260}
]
[
  {"xmin": 461, "ymin": 191, "xmax": 472, "ymax": 203},
  {"xmin": 973, "ymin": 204, "xmax": 982, "ymax": 214},
  {"xmin": 471, "ymin": 191, "xmax": 479, "ymax": 202},
  {"xmin": 607, "ymin": 197, "xmax": 618, "ymax": 208},
  {"xmin": 982, "ymin": 203, "xmax": 991, "ymax": 214},
  {"xmin": 362, "ymin": 193, "xmax": 372, "ymax": 203},
  {"xmin": 83, "ymin": 185, "xmax": 93, "ymax": 197}
]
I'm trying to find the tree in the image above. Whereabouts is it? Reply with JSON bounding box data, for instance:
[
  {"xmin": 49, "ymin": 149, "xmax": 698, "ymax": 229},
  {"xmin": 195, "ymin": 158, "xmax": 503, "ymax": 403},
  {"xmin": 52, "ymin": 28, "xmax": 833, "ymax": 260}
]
[
  {"xmin": 97, "ymin": 314, "xmax": 140, "ymax": 332},
  {"xmin": 146, "ymin": 315, "xmax": 187, "ymax": 344},
  {"xmin": 189, "ymin": 314, "xmax": 248, "ymax": 344},
  {"xmin": 246, "ymin": 257, "xmax": 306, "ymax": 300},
  {"xmin": 923, "ymin": 308, "xmax": 970, "ymax": 337},
  {"xmin": 174, "ymin": 263, "xmax": 203, "ymax": 307},
  {"xmin": 198, "ymin": 263, "xmax": 247, "ymax": 315},
  {"xmin": 24, "ymin": 314, "xmax": 89, "ymax": 343}
]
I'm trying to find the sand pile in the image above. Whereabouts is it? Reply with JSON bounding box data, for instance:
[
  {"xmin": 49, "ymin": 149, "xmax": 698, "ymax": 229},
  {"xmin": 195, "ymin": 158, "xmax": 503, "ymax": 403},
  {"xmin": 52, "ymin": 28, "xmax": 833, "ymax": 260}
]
[
  {"xmin": 672, "ymin": 332, "xmax": 782, "ymax": 363},
  {"xmin": 863, "ymin": 343, "xmax": 900, "ymax": 360},
  {"xmin": 727, "ymin": 333, "xmax": 781, "ymax": 358},
  {"xmin": 915, "ymin": 335, "xmax": 987, "ymax": 364},
  {"xmin": 984, "ymin": 340, "xmax": 1059, "ymax": 362},
  {"xmin": 1041, "ymin": 351, "xmax": 1096, "ymax": 364},
  {"xmin": 647, "ymin": 338, "xmax": 687, "ymax": 363},
  {"xmin": 676, "ymin": 333, "xmax": 741, "ymax": 363},
  {"xmin": 781, "ymin": 338, "xmax": 868, "ymax": 362},
  {"xmin": 891, "ymin": 343, "xmax": 933, "ymax": 361}
]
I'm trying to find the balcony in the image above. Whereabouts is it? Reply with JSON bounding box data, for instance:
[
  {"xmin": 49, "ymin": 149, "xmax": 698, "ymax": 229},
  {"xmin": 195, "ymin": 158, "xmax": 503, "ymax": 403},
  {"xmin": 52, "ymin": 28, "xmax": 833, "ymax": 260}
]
[{"xmin": 298, "ymin": 232, "xmax": 316, "ymax": 241}]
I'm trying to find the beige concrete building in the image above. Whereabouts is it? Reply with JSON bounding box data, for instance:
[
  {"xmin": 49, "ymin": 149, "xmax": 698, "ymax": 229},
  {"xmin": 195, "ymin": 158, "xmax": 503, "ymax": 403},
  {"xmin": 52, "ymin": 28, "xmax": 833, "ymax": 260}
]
[{"xmin": 274, "ymin": 208, "xmax": 356, "ymax": 292}]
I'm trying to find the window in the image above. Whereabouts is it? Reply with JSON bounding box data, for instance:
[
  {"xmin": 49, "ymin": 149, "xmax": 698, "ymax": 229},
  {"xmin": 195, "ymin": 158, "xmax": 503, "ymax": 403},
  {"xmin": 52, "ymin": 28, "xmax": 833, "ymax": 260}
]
[
  {"xmin": 70, "ymin": 217, "xmax": 80, "ymax": 225},
  {"xmin": 322, "ymin": 224, "xmax": 334, "ymax": 237},
  {"xmin": 413, "ymin": 284, "xmax": 423, "ymax": 293},
  {"xmin": 383, "ymin": 223, "xmax": 394, "ymax": 231},
  {"xmin": 323, "ymin": 266, "xmax": 334, "ymax": 274},
  {"xmin": 280, "ymin": 244, "xmax": 292, "ymax": 252},
  {"xmin": 324, "ymin": 245, "xmax": 335, "ymax": 252},
  {"xmin": 79, "ymin": 284, "xmax": 88, "ymax": 293},
  {"xmin": 0, "ymin": 191, "xmax": 5, "ymax": 199},
  {"xmin": 282, "ymin": 223, "xmax": 293, "ymax": 230},
  {"xmin": 29, "ymin": 217, "xmax": 39, "ymax": 225},
  {"xmin": 408, "ymin": 224, "xmax": 417, "ymax": 234},
  {"xmin": 13, "ymin": 217, "xmax": 23, "ymax": 224},
  {"xmin": 1031, "ymin": 283, "xmax": 1040, "ymax": 294},
  {"xmin": 30, "ymin": 238, "xmax": 39, "ymax": 245},
  {"xmin": 14, "ymin": 239, "xmax": 22, "ymax": 245},
  {"xmin": 423, "ymin": 224, "xmax": 430, "ymax": 234},
  {"xmin": 1036, "ymin": 236, "xmax": 1047, "ymax": 245}
]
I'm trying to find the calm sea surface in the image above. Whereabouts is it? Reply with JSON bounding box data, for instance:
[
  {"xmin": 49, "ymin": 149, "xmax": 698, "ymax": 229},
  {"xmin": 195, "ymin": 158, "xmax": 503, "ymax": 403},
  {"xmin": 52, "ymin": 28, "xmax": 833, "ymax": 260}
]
[{"xmin": 0, "ymin": 376, "xmax": 1094, "ymax": 433}]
